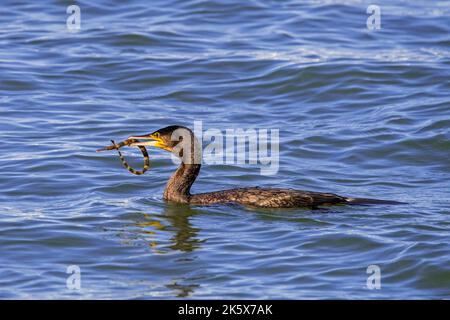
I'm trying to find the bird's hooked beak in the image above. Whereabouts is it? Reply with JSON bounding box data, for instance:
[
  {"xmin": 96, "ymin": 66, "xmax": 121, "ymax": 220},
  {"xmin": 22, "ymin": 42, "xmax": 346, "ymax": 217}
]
[{"xmin": 128, "ymin": 133, "xmax": 172, "ymax": 152}]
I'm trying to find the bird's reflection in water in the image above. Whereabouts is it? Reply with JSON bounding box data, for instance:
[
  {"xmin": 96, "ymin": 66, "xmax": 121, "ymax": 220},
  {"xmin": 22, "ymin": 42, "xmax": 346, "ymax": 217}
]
[
  {"xmin": 134, "ymin": 204, "xmax": 205, "ymax": 253},
  {"xmin": 132, "ymin": 204, "xmax": 205, "ymax": 298}
]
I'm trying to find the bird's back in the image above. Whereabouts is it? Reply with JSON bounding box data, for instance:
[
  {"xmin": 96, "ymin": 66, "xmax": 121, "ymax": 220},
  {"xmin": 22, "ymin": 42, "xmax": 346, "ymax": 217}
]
[{"xmin": 189, "ymin": 187, "xmax": 347, "ymax": 208}]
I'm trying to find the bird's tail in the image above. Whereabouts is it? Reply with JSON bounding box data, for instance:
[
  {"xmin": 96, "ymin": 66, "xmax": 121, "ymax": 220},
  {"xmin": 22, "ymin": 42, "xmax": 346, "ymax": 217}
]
[{"xmin": 345, "ymin": 197, "xmax": 407, "ymax": 205}]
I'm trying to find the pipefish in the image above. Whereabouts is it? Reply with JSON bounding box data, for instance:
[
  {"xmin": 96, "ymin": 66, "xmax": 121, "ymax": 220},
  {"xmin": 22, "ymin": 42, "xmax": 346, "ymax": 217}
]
[{"xmin": 97, "ymin": 139, "xmax": 149, "ymax": 175}]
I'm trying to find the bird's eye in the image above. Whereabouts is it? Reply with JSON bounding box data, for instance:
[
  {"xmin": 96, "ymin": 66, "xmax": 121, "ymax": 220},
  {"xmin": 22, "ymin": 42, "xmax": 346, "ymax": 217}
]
[{"xmin": 154, "ymin": 132, "xmax": 160, "ymax": 138}]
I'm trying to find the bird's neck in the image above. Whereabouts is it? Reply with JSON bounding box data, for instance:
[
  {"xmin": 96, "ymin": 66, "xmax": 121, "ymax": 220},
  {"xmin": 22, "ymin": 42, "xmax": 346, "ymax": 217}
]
[{"xmin": 163, "ymin": 162, "xmax": 201, "ymax": 203}]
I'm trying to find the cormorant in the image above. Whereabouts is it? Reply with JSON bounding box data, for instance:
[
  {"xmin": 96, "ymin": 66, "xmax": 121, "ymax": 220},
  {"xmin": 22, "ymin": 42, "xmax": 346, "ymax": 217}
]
[{"xmin": 106, "ymin": 125, "xmax": 404, "ymax": 208}]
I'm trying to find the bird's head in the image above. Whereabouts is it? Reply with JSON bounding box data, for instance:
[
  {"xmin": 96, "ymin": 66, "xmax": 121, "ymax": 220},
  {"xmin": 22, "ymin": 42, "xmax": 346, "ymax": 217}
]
[{"xmin": 128, "ymin": 125, "xmax": 201, "ymax": 164}]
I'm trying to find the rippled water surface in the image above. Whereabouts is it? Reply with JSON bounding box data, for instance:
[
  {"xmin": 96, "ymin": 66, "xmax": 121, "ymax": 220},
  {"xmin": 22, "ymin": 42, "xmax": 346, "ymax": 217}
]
[{"xmin": 1, "ymin": 0, "xmax": 449, "ymax": 299}]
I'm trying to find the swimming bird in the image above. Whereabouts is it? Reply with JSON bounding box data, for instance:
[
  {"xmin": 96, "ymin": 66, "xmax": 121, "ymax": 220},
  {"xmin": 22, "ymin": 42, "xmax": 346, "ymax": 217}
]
[{"xmin": 124, "ymin": 125, "xmax": 403, "ymax": 208}]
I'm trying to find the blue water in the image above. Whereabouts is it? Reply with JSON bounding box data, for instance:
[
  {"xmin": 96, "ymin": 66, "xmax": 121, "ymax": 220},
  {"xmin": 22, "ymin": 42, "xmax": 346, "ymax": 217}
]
[{"xmin": 1, "ymin": 0, "xmax": 449, "ymax": 299}]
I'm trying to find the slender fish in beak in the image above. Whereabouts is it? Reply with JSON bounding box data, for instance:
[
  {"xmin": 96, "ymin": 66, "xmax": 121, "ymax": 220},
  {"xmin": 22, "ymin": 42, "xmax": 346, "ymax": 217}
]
[{"xmin": 97, "ymin": 139, "xmax": 150, "ymax": 175}]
